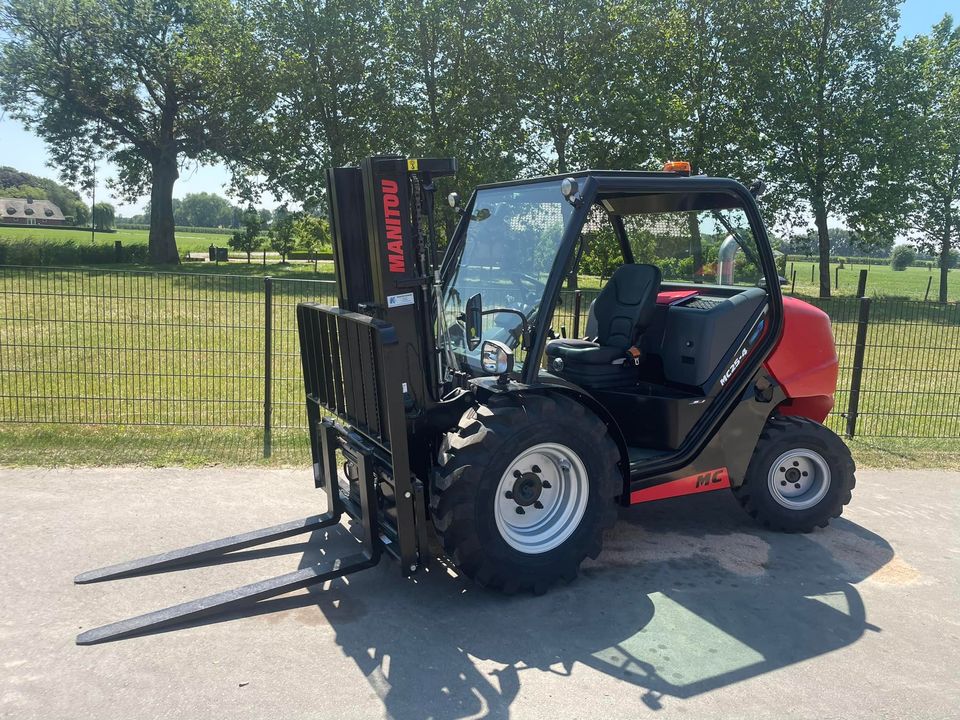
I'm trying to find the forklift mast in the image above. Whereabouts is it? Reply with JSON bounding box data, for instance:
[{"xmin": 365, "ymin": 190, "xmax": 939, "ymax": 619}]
[{"xmin": 327, "ymin": 156, "xmax": 457, "ymax": 409}]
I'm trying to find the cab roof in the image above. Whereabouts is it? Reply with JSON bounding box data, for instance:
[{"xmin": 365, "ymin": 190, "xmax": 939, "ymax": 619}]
[{"xmin": 474, "ymin": 171, "xmax": 751, "ymax": 214}]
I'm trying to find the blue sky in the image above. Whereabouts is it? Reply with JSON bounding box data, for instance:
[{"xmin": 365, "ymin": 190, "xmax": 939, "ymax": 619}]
[{"xmin": 0, "ymin": 0, "xmax": 954, "ymax": 215}]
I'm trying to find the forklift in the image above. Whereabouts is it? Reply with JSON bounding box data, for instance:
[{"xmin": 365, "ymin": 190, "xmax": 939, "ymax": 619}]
[{"xmin": 75, "ymin": 156, "xmax": 854, "ymax": 643}]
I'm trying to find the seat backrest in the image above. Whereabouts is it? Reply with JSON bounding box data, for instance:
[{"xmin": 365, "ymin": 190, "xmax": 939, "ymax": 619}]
[{"xmin": 592, "ymin": 264, "xmax": 661, "ymax": 350}]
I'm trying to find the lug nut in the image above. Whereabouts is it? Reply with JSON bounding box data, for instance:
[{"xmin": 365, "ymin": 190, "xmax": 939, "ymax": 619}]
[
  {"xmin": 542, "ymin": 480, "xmax": 552, "ymax": 489},
  {"xmin": 504, "ymin": 490, "xmax": 513, "ymax": 499},
  {"xmin": 794, "ymin": 483, "xmax": 801, "ymax": 489},
  {"xmin": 531, "ymin": 465, "xmax": 541, "ymax": 474},
  {"xmin": 781, "ymin": 480, "xmax": 787, "ymax": 486},
  {"xmin": 513, "ymin": 470, "xmax": 522, "ymax": 479},
  {"xmin": 516, "ymin": 506, "xmax": 525, "ymax": 515},
  {"xmin": 534, "ymin": 500, "xmax": 544, "ymax": 509}
]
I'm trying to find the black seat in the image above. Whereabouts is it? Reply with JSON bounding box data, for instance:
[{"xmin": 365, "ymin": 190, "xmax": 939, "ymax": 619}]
[{"xmin": 547, "ymin": 264, "xmax": 661, "ymax": 389}]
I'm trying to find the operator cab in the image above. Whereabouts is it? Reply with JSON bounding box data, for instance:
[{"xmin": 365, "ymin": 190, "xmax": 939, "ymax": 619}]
[{"xmin": 440, "ymin": 164, "xmax": 781, "ymax": 462}]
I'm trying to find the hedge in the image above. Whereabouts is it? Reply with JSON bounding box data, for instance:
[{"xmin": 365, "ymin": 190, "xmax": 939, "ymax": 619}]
[
  {"xmin": 115, "ymin": 223, "xmax": 236, "ymax": 236},
  {"xmin": 0, "ymin": 237, "xmax": 148, "ymax": 266}
]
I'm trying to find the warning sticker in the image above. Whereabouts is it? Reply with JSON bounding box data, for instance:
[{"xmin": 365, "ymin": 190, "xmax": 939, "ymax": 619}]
[{"xmin": 387, "ymin": 292, "xmax": 415, "ymax": 308}]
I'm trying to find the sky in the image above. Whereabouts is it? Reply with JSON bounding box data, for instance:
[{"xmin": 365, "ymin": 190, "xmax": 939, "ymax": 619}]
[{"xmin": 0, "ymin": 0, "xmax": 954, "ymax": 216}]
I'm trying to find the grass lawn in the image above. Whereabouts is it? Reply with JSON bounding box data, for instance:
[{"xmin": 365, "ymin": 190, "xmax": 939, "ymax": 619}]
[
  {"xmin": 783, "ymin": 260, "xmax": 958, "ymax": 301},
  {"xmin": 0, "ymin": 224, "xmax": 229, "ymax": 253},
  {"xmin": 0, "ymin": 262, "xmax": 957, "ymax": 468},
  {"xmin": 575, "ymin": 261, "xmax": 958, "ymax": 301},
  {"xmin": 0, "ymin": 224, "xmax": 335, "ymax": 261}
]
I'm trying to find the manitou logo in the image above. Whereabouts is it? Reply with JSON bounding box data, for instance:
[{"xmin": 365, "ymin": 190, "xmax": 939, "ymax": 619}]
[
  {"xmin": 381, "ymin": 179, "xmax": 405, "ymax": 273},
  {"xmin": 720, "ymin": 347, "xmax": 748, "ymax": 386}
]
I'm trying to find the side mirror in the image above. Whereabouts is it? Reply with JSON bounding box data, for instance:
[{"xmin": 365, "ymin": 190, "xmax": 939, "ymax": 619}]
[{"xmin": 465, "ymin": 293, "xmax": 482, "ymax": 351}]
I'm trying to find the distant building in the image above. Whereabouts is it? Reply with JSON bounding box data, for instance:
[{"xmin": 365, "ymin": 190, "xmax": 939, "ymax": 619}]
[{"xmin": 1, "ymin": 197, "xmax": 67, "ymax": 226}]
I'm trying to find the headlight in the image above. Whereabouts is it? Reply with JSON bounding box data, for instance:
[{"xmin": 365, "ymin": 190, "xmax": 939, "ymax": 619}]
[{"xmin": 480, "ymin": 340, "xmax": 513, "ymax": 376}]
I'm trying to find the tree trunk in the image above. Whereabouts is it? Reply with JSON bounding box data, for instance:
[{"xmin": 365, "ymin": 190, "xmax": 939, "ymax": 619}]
[
  {"xmin": 148, "ymin": 156, "xmax": 180, "ymax": 264},
  {"xmin": 813, "ymin": 199, "xmax": 831, "ymax": 298},
  {"xmin": 939, "ymin": 201, "xmax": 952, "ymax": 303}
]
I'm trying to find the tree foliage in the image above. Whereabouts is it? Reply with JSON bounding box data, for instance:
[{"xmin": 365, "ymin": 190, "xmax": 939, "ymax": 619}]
[
  {"xmin": 0, "ymin": 0, "xmax": 271, "ymax": 263},
  {"xmin": 93, "ymin": 202, "xmax": 115, "ymax": 230},
  {"xmin": 229, "ymin": 205, "xmax": 263, "ymax": 263},
  {"xmin": 268, "ymin": 205, "xmax": 296, "ymax": 262},
  {"xmin": 890, "ymin": 244, "xmax": 916, "ymax": 271},
  {"xmin": 749, "ymin": 0, "xmax": 900, "ymax": 298},
  {"xmin": 898, "ymin": 16, "xmax": 960, "ymax": 302}
]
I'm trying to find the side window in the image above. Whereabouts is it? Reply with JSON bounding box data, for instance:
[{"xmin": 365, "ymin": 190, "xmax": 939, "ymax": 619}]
[{"xmin": 621, "ymin": 210, "xmax": 765, "ymax": 287}]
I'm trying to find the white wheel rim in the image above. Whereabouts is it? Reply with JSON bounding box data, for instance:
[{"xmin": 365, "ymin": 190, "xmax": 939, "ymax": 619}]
[
  {"xmin": 494, "ymin": 442, "xmax": 589, "ymax": 554},
  {"xmin": 767, "ymin": 448, "xmax": 831, "ymax": 510}
]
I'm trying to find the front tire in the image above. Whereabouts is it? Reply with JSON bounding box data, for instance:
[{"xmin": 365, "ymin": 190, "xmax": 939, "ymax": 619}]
[
  {"xmin": 734, "ymin": 415, "xmax": 855, "ymax": 532},
  {"xmin": 430, "ymin": 393, "xmax": 620, "ymax": 594}
]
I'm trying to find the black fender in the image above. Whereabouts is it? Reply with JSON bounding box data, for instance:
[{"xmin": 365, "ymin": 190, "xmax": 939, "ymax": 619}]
[{"xmin": 470, "ymin": 375, "xmax": 632, "ymax": 500}]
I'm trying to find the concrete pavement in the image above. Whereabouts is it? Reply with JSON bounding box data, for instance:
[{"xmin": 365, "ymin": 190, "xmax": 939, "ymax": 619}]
[{"xmin": 0, "ymin": 466, "xmax": 957, "ymax": 719}]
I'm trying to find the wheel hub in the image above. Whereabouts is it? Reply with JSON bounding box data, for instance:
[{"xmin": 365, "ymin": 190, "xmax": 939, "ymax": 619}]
[
  {"xmin": 767, "ymin": 448, "xmax": 831, "ymax": 510},
  {"xmin": 494, "ymin": 443, "xmax": 589, "ymax": 554},
  {"xmin": 512, "ymin": 472, "xmax": 543, "ymax": 506}
]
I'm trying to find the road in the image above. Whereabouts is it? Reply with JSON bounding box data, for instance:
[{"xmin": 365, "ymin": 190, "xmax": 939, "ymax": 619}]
[{"xmin": 1, "ymin": 467, "xmax": 957, "ymax": 719}]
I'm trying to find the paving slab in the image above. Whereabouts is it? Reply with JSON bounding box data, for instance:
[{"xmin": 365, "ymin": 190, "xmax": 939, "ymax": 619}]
[{"xmin": 0, "ymin": 467, "xmax": 957, "ymax": 719}]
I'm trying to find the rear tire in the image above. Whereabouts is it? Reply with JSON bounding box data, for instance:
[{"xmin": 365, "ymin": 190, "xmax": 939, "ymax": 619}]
[
  {"xmin": 734, "ymin": 415, "xmax": 855, "ymax": 532},
  {"xmin": 430, "ymin": 393, "xmax": 621, "ymax": 594}
]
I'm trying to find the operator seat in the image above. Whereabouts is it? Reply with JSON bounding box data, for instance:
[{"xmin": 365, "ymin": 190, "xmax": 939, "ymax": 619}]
[{"xmin": 546, "ymin": 263, "xmax": 661, "ymax": 390}]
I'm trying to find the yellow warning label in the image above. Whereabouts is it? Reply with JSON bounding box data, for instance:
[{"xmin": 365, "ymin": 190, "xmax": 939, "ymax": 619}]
[{"xmin": 407, "ymin": 159, "xmax": 419, "ymax": 171}]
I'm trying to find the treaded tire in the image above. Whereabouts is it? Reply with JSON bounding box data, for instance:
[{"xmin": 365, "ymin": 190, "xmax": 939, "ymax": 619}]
[
  {"xmin": 430, "ymin": 392, "xmax": 620, "ymax": 594},
  {"xmin": 734, "ymin": 415, "xmax": 855, "ymax": 533}
]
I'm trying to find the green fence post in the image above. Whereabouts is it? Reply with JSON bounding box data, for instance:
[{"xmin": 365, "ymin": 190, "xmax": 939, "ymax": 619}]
[
  {"xmin": 845, "ymin": 296, "xmax": 871, "ymax": 438},
  {"xmin": 263, "ymin": 276, "xmax": 273, "ymax": 458}
]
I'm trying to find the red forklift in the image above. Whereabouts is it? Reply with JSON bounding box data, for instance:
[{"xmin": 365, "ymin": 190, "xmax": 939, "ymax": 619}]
[{"xmin": 75, "ymin": 157, "xmax": 853, "ymax": 643}]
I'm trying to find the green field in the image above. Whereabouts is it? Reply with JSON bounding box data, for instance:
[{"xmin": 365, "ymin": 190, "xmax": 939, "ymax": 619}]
[
  {"xmin": 0, "ymin": 264, "xmax": 957, "ymax": 469},
  {"xmin": 783, "ymin": 260, "xmax": 958, "ymax": 301},
  {"xmin": 575, "ymin": 261, "xmax": 958, "ymax": 301},
  {"xmin": 0, "ymin": 224, "xmax": 231, "ymax": 253},
  {"xmin": 3, "ymin": 225, "xmax": 957, "ymax": 301}
]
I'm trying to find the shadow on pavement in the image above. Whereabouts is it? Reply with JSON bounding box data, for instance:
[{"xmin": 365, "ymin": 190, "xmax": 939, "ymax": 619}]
[
  {"xmin": 289, "ymin": 489, "xmax": 892, "ymax": 717},
  {"xmin": 128, "ymin": 488, "xmax": 891, "ymax": 716}
]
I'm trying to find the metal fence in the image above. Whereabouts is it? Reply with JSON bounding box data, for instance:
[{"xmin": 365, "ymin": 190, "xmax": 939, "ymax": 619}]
[
  {"xmin": 1, "ymin": 266, "xmax": 958, "ymax": 457},
  {"xmin": 553, "ymin": 288, "xmax": 960, "ymax": 439}
]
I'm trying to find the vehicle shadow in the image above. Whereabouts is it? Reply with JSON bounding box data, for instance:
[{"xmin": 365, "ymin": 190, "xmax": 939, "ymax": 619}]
[{"xmin": 280, "ymin": 489, "xmax": 892, "ymax": 717}]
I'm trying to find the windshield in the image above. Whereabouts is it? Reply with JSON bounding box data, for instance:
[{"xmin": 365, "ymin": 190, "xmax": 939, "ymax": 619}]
[{"xmin": 440, "ymin": 180, "xmax": 575, "ymax": 372}]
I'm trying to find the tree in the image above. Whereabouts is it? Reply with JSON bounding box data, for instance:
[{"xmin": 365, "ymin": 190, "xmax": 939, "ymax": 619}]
[
  {"xmin": 240, "ymin": 0, "xmax": 392, "ymax": 205},
  {"xmin": 0, "ymin": 0, "xmax": 271, "ymax": 263},
  {"xmin": 890, "ymin": 244, "xmax": 916, "ymax": 271},
  {"xmin": 177, "ymin": 192, "xmax": 234, "ymax": 228},
  {"xmin": 1, "ymin": 183, "xmax": 46, "ymax": 200},
  {"xmin": 268, "ymin": 206, "xmax": 296, "ymax": 263},
  {"xmin": 93, "ymin": 202, "xmax": 115, "ymax": 231},
  {"xmin": 491, "ymin": 0, "xmax": 617, "ymax": 175},
  {"xmin": 385, "ymin": 0, "xmax": 527, "ymax": 236},
  {"xmin": 751, "ymin": 0, "xmax": 901, "ymax": 297},
  {"xmin": 899, "ymin": 16, "xmax": 960, "ymax": 302},
  {"xmin": 294, "ymin": 214, "xmax": 330, "ymax": 272},
  {"xmin": 603, "ymin": 0, "xmax": 767, "ymax": 273},
  {"xmin": 229, "ymin": 205, "xmax": 263, "ymax": 263}
]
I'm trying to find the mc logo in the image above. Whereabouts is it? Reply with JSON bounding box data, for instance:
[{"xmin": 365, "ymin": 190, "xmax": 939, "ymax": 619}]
[{"xmin": 695, "ymin": 469, "xmax": 726, "ymax": 488}]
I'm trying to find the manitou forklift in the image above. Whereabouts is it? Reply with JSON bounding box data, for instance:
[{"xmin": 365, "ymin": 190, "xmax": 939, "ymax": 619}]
[{"xmin": 76, "ymin": 156, "xmax": 854, "ymax": 643}]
